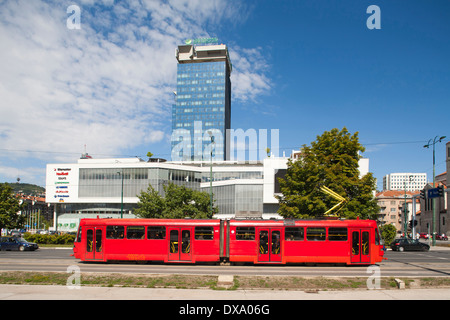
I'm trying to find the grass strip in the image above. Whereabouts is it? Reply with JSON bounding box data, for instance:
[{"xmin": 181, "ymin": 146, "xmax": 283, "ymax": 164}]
[{"xmin": 1, "ymin": 271, "xmax": 450, "ymax": 291}]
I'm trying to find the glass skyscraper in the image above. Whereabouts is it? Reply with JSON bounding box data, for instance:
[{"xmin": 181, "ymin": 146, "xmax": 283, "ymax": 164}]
[{"xmin": 172, "ymin": 43, "xmax": 232, "ymax": 161}]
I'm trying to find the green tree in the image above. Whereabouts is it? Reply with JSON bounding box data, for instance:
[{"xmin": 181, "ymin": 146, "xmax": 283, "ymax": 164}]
[
  {"xmin": 0, "ymin": 183, "xmax": 25, "ymax": 230},
  {"xmin": 277, "ymin": 127, "xmax": 379, "ymax": 219},
  {"xmin": 135, "ymin": 183, "xmax": 216, "ymax": 219},
  {"xmin": 380, "ymin": 224, "xmax": 397, "ymax": 245}
]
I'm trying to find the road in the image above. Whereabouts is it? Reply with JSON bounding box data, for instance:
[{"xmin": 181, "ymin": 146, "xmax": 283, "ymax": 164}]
[{"xmin": 1, "ymin": 247, "xmax": 450, "ymax": 277}]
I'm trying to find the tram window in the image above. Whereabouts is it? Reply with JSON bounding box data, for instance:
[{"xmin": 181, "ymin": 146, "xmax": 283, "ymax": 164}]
[
  {"xmin": 75, "ymin": 227, "xmax": 82, "ymax": 242},
  {"xmin": 106, "ymin": 226, "xmax": 124, "ymax": 239},
  {"xmin": 86, "ymin": 229, "xmax": 93, "ymax": 252},
  {"xmin": 352, "ymin": 231, "xmax": 359, "ymax": 255},
  {"xmin": 306, "ymin": 227, "xmax": 326, "ymax": 241},
  {"xmin": 148, "ymin": 226, "xmax": 166, "ymax": 239},
  {"xmin": 195, "ymin": 227, "xmax": 214, "ymax": 240},
  {"xmin": 285, "ymin": 227, "xmax": 304, "ymax": 241},
  {"xmin": 182, "ymin": 231, "xmax": 191, "ymax": 254},
  {"xmin": 259, "ymin": 230, "xmax": 269, "ymax": 254},
  {"xmin": 362, "ymin": 231, "xmax": 369, "ymax": 255},
  {"xmin": 375, "ymin": 228, "xmax": 380, "ymax": 245},
  {"xmin": 236, "ymin": 227, "xmax": 255, "ymax": 240},
  {"xmin": 170, "ymin": 230, "xmax": 178, "ymax": 253},
  {"xmin": 328, "ymin": 228, "xmax": 347, "ymax": 241},
  {"xmin": 126, "ymin": 226, "xmax": 145, "ymax": 239},
  {"xmin": 95, "ymin": 229, "xmax": 102, "ymax": 252}
]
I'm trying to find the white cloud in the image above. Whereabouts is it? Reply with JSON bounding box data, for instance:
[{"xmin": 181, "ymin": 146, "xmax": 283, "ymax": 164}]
[
  {"xmin": 0, "ymin": 163, "xmax": 45, "ymax": 185},
  {"xmin": 0, "ymin": 0, "xmax": 270, "ymax": 184},
  {"xmin": 0, "ymin": 1, "xmax": 176, "ymax": 162},
  {"xmin": 230, "ymin": 46, "xmax": 271, "ymax": 103}
]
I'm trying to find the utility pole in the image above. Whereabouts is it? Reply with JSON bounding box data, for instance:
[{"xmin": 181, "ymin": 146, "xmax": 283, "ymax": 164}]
[
  {"xmin": 411, "ymin": 194, "xmax": 419, "ymax": 239},
  {"xmin": 403, "ymin": 175, "xmax": 413, "ymax": 237},
  {"xmin": 424, "ymin": 135, "xmax": 446, "ymax": 246},
  {"xmin": 117, "ymin": 170, "xmax": 124, "ymax": 219},
  {"xmin": 208, "ymin": 131, "xmax": 215, "ymax": 216}
]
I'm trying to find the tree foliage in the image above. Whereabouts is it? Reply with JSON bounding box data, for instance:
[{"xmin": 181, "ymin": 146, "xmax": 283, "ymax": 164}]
[
  {"xmin": 134, "ymin": 183, "xmax": 217, "ymax": 219},
  {"xmin": 379, "ymin": 224, "xmax": 397, "ymax": 245},
  {"xmin": 277, "ymin": 128, "xmax": 379, "ymax": 220},
  {"xmin": 0, "ymin": 183, "xmax": 25, "ymax": 230}
]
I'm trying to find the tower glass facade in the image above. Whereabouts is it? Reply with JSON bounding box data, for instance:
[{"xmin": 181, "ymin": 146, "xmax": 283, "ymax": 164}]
[{"xmin": 172, "ymin": 44, "xmax": 231, "ymax": 161}]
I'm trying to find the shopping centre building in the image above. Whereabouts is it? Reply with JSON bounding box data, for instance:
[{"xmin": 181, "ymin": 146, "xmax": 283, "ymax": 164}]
[
  {"xmin": 46, "ymin": 155, "xmax": 370, "ymax": 232},
  {"xmin": 45, "ymin": 156, "xmax": 293, "ymax": 232}
]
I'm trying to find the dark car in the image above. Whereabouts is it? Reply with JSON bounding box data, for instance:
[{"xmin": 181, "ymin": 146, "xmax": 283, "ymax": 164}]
[
  {"xmin": 0, "ymin": 237, "xmax": 39, "ymax": 251},
  {"xmin": 390, "ymin": 238, "xmax": 430, "ymax": 252}
]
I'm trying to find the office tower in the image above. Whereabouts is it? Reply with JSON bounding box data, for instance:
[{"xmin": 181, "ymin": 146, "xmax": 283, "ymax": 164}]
[
  {"xmin": 383, "ymin": 173, "xmax": 427, "ymax": 191},
  {"xmin": 172, "ymin": 41, "xmax": 232, "ymax": 161}
]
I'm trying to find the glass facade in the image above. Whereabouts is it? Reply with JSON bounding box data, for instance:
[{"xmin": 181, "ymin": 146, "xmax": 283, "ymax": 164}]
[
  {"xmin": 202, "ymin": 171, "xmax": 263, "ymax": 182},
  {"xmin": 213, "ymin": 184, "xmax": 263, "ymax": 216},
  {"xmin": 172, "ymin": 60, "xmax": 231, "ymax": 160},
  {"xmin": 79, "ymin": 168, "xmax": 201, "ymax": 198},
  {"xmin": 77, "ymin": 167, "xmax": 263, "ymax": 216}
]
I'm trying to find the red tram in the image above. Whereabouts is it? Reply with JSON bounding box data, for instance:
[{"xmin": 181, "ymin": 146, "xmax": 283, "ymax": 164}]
[{"xmin": 73, "ymin": 218, "xmax": 384, "ymax": 265}]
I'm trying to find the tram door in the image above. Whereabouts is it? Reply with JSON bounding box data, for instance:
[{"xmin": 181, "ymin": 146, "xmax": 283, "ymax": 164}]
[
  {"xmin": 350, "ymin": 229, "xmax": 370, "ymax": 264},
  {"xmin": 85, "ymin": 227, "xmax": 104, "ymax": 261},
  {"xmin": 168, "ymin": 227, "xmax": 192, "ymax": 261},
  {"xmin": 257, "ymin": 228, "xmax": 282, "ymax": 263}
]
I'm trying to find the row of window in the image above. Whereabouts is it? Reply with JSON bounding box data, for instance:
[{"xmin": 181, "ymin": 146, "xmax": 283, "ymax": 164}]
[
  {"xmin": 80, "ymin": 168, "xmax": 149, "ymax": 180},
  {"xmin": 175, "ymin": 107, "xmax": 225, "ymax": 113},
  {"xmin": 106, "ymin": 226, "xmax": 214, "ymax": 240},
  {"xmin": 177, "ymin": 93, "xmax": 225, "ymax": 100},
  {"xmin": 174, "ymin": 121, "xmax": 225, "ymax": 128},
  {"xmin": 178, "ymin": 61, "xmax": 225, "ymax": 71},
  {"xmin": 177, "ymin": 72, "xmax": 225, "ymax": 79},
  {"xmin": 102, "ymin": 225, "xmax": 351, "ymax": 242},
  {"xmin": 176, "ymin": 100, "xmax": 224, "ymax": 106},
  {"xmin": 174, "ymin": 115, "xmax": 225, "ymax": 122},
  {"xmin": 177, "ymin": 79, "xmax": 225, "ymax": 85},
  {"xmin": 178, "ymin": 86, "xmax": 225, "ymax": 93}
]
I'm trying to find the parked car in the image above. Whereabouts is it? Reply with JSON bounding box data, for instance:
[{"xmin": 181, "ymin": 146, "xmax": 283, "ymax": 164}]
[
  {"xmin": 9, "ymin": 230, "xmax": 22, "ymax": 237},
  {"xmin": 435, "ymin": 234, "xmax": 449, "ymax": 241},
  {"xmin": 0, "ymin": 237, "xmax": 39, "ymax": 251},
  {"xmin": 390, "ymin": 238, "xmax": 430, "ymax": 252},
  {"xmin": 419, "ymin": 233, "xmax": 429, "ymax": 239}
]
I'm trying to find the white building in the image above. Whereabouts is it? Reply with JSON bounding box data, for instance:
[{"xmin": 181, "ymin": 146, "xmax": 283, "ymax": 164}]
[
  {"xmin": 46, "ymin": 157, "xmax": 289, "ymax": 231},
  {"xmin": 383, "ymin": 173, "xmax": 427, "ymax": 192},
  {"xmin": 46, "ymin": 156, "xmax": 370, "ymax": 232}
]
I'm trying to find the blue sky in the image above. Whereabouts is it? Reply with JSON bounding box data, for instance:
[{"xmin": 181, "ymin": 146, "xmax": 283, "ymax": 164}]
[{"xmin": 0, "ymin": 0, "xmax": 449, "ymax": 191}]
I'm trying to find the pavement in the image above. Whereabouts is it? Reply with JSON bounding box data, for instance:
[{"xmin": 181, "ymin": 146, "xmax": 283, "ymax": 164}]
[
  {"xmin": 1, "ymin": 243, "xmax": 448, "ymax": 302},
  {"xmin": 0, "ymin": 284, "xmax": 449, "ymax": 300}
]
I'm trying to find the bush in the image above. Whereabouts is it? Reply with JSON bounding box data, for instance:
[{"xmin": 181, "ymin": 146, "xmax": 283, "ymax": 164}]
[
  {"xmin": 23, "ymin": 233, "xmax": 75, "ymax": 245},
  {"xmin": 380, "ymin": 224, "xmax": 397, "ymax": 245}
]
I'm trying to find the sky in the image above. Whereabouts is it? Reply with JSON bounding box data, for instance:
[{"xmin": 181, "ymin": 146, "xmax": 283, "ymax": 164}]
[{"xmin": 0, "ymin": 0, "xmax": 449, "ymax": 191}]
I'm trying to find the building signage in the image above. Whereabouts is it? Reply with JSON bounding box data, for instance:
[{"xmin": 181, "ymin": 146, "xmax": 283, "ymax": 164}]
[
  {"xmin": 185, "ymin": 37, "xmax": 218, "ymax": 46},
  {"xmin": 428, "ymin": 188, "xmax": 440, "ymax": 199},
  {"xmin": 55, "ymin": 168, "xmax": 71, "ymax": 200},
  {"xmin": 46, "ymin": 165, "xmax": 77, "ymax": 203}
]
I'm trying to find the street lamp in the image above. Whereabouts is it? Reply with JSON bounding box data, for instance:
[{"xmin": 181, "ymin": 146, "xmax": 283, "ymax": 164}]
[
  {"xmin": 403, "ymin": 175, "xmax": 413, "ymax": 237},
  {"xmin": 423, "ymin": 135, "xmax": 446, "ymax": 246},
  {"xmin": 208, "ymin": 131, "xmax": 215, "ymax": 216},
  {"xmin": 117, "ymin": 170, "xmax": 124, "ymax": 219}
]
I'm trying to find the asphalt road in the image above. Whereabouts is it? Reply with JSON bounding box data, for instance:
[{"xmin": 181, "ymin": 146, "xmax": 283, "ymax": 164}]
[{"xmin": 1, "ymin": 246, "xmax": 450, "ymax": 277}]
